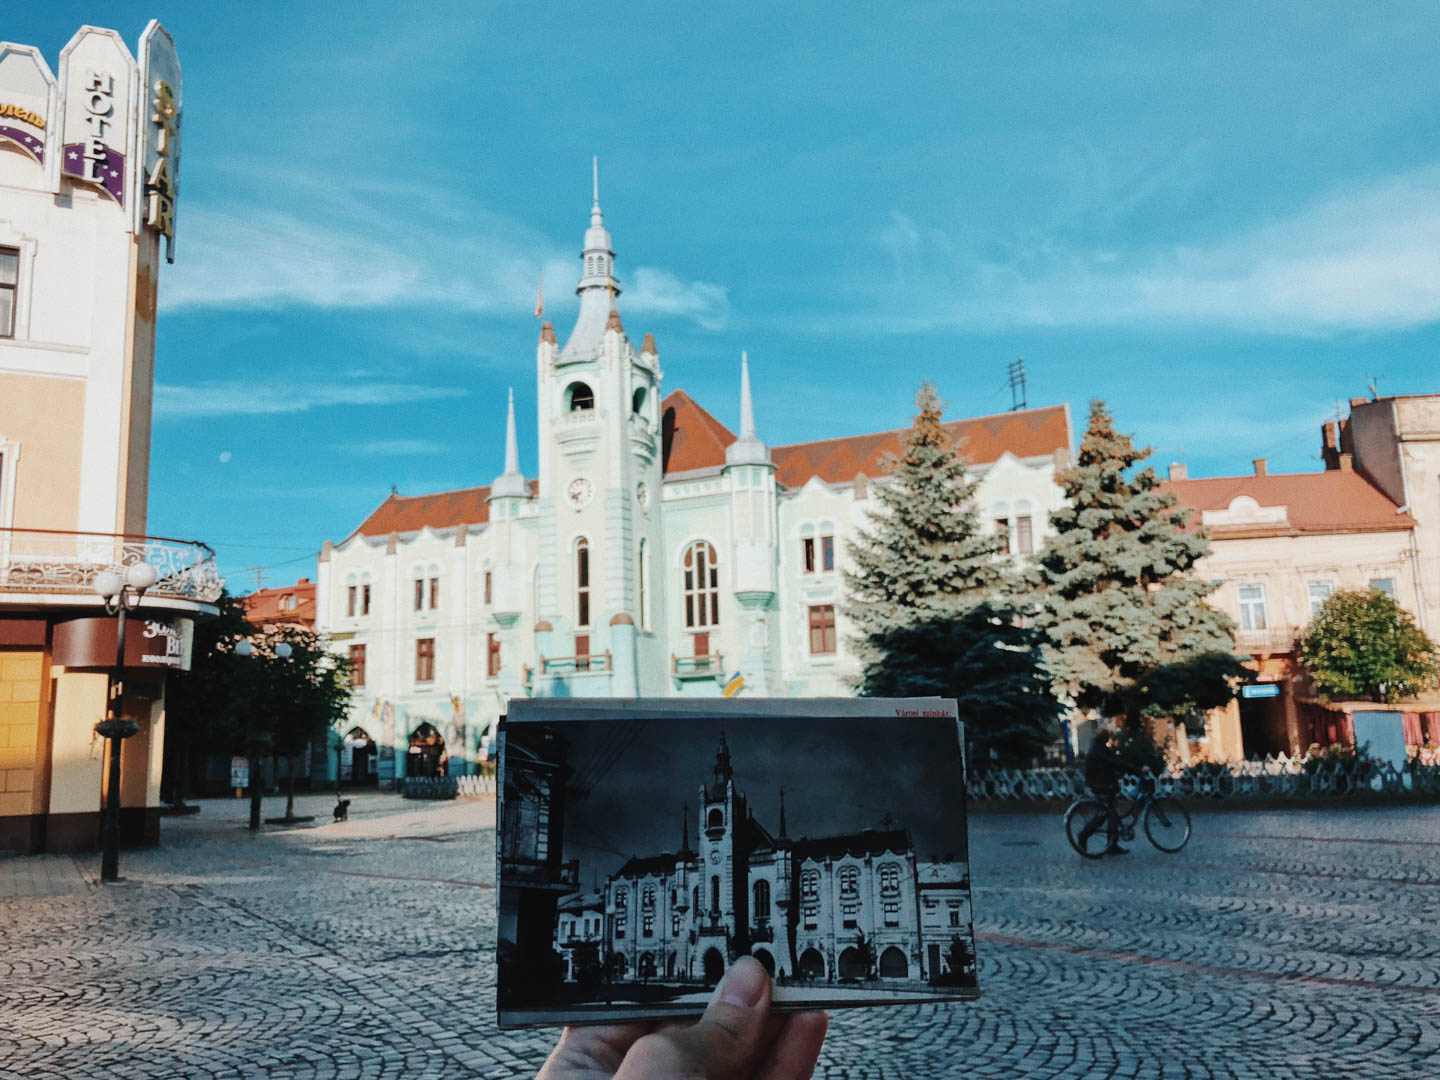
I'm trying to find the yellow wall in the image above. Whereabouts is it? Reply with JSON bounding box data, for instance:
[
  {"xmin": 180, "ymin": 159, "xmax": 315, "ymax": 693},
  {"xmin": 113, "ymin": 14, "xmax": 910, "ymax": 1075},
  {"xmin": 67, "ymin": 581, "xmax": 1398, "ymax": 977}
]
[
  {"xmin": 0, "ymin": 372, "xmax": 86, "ymax": 531},
  {"xmin": 48, "ymin": 670, "xmax": 106, "ymax": 815},
  {"xmin": 0, "ymin": 650, "xmax": 45, "ymax": 818}
]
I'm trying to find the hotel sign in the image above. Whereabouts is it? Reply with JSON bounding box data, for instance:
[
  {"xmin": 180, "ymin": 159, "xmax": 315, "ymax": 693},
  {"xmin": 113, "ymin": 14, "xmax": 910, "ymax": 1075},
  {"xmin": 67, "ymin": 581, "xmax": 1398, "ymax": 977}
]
[
  {"xmin": 0, "ymin": 43, "xmax": 56, "ymax": 169},
  {"xmin": 52, "ymin": 615, "xmax": 194, "ymax": 672},
  {"xmin": 58, "ymin": 27, "xmax": 134, "ymax": 207},
  {"xmin": 137, "ymin": 20, "xmax": 182, "ymax": 261}
]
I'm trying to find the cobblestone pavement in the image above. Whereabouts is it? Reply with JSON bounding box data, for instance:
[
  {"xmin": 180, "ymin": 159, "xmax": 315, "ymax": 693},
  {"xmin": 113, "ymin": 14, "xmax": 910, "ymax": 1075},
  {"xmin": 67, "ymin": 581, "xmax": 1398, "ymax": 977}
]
[{"xmin": 3, "ymin": 796, "xmax": 1438, "ymax": 1079}]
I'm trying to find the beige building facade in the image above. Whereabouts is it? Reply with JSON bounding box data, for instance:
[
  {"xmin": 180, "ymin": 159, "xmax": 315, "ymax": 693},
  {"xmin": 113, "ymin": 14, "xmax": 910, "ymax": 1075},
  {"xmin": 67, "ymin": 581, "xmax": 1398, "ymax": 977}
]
[{"xmin": 0, "ymin": 24, "xmax": 218, "ymax": 854}]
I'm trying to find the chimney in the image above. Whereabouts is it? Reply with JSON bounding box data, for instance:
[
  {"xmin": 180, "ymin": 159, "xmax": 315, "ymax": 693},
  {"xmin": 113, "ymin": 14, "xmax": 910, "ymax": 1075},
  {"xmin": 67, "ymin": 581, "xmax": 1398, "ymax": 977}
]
[
  {"xmin": 1321, "ymin": 421, "xmax": 1339, "ymax": 469},
  {"xmin": 1339, "ymin": 451, "xmax": 1354, "ymax": 472},
  {"xmin": 1252, "ymin": 458, "xmax": 1267, "ymax": 478},
  {"xmin": 1168, "ymin": 462, "xmax": 1187, "ymax": 482}
]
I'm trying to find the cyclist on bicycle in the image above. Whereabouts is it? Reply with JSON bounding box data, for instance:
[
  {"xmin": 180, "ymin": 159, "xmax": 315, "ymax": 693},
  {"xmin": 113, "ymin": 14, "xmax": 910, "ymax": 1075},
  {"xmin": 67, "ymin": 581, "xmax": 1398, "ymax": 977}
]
[{"xmin": 1084, "ymin": 729, "xmax": 1127, "ymax": 856}]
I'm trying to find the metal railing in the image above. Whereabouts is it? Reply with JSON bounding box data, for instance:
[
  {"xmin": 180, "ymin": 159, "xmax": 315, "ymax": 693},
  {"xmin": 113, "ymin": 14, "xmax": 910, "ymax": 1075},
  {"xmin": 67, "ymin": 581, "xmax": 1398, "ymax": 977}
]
[
  {"xmin": 1235, "ymin": 626, "xmax": 1300, "ymax": 654},
  {"xmin": 672, "ymin": 653, "xmax": 723, "ymax": 678},
  {"xmin": 0, "ymin": 528, "xmax": 223, "ymax": 603},
  {"xmin": 540, "ymin": 652, "xmax": 613, "ymax": 675}
]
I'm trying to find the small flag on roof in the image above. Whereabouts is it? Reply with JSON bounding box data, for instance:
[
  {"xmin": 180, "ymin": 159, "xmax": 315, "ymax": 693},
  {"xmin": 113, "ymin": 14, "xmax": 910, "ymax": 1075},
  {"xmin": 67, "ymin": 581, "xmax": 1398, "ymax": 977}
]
[{"xmin": 723, "ymin": 671, "xmax": 745, "ymax": 698}]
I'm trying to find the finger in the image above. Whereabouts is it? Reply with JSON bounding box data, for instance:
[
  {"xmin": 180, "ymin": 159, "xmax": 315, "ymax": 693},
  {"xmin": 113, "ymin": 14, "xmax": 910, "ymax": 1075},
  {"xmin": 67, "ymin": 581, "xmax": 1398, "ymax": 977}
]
[
  {"xmin": 615, "ymin": 957, "xmax": 773, "ymax": 1079},
  {"xmin": 755, "ymin": 1011, "xmax": 829, "ymax": 1080},
  {"xmin": 538, "ymin": 1022, "xmax": 654, "ymax": 1079}
]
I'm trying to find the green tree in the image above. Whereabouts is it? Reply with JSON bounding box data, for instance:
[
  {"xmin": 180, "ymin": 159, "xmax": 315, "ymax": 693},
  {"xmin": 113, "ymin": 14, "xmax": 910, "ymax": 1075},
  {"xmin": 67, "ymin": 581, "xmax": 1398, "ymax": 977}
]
[
  {"xmin": 1299, "ymin": 588, "xmax": 1439, "ymax": 704},
  {"xmin": 262, "ymin": 626, "xmax": 353, "ymax": 821},
  {"xmin": 846, "ymin": 384, "xmax": 1058, "ymax": 764},
  {"xmin": 1025, "ymin": 400, "xmax": 1245, "ymax": 725}
]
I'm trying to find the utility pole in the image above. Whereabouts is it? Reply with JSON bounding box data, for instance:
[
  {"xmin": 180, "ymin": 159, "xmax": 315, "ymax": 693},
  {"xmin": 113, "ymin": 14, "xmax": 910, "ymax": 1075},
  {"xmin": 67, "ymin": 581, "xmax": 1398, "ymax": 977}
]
[{"xmin": 1007, "ymin": 358, "xmax": 1028, "ymax": 411}]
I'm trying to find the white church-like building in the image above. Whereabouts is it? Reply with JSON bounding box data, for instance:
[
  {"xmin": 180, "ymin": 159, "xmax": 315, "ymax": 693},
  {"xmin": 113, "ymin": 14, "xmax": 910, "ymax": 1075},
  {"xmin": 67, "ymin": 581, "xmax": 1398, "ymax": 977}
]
[{"xmin": 314, "ymin": 176, "xmax": 1072, "ymax": 784}]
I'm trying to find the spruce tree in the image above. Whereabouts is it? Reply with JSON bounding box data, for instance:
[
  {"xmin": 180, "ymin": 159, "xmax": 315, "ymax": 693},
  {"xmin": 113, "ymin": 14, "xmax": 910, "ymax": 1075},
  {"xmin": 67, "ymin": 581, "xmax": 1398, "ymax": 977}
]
[
  {"xmin": 847, "ymin": 384, "xmax": 1058, "ymax": 765},
  {"xmin": 1026, "ymin": 400, "xmax": 1243, "ymax": 725},
  {"xmin": 844, "ymin": 383, "xmax": 1002, "ymax": 649}
]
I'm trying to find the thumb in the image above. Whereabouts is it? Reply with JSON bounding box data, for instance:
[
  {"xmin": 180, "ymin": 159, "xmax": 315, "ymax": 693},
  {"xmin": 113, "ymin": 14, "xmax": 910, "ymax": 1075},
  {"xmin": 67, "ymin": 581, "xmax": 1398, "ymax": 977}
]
[{"xmin": 615, "ymin": 957, "xmax": 773, "ymax": 1079}]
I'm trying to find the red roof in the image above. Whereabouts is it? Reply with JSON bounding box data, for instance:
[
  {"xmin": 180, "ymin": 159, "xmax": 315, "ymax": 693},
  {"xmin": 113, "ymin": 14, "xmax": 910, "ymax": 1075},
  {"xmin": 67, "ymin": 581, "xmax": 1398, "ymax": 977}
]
[
  {"xmin": 243, "ymin": 577, "xmax": 317, "ymax": 629},
  {"xmin": 659, "ymin": 393, "xmax": 1070, "ymax": 485},
  {"xmin": 355, "ymin": 482, "xmax": 535, "ymax": 537},
  {"xmin": 661, "ymin": 390, "xmax": 737, "ymax": 474},
  {"xmin": 1162, "ymin": 468, "xmax": 1414, "ymax": 536}
]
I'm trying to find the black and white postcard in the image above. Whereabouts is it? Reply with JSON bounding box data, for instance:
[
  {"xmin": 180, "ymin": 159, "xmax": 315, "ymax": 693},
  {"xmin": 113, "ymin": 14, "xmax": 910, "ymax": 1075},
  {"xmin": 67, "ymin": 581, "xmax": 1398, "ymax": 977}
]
[{"xmin": 497, "ymin": 697, "xmax": 979, "ymax": 1028}]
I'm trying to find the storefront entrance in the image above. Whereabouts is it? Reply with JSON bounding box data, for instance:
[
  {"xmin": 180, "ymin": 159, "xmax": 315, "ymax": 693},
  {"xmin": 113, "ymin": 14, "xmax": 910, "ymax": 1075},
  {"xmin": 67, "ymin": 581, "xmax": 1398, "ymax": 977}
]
[
  {"xmin": 342, "ymin": 727, "xmax": 376, "ymax": 785},
  {"xmin": 407, "ymin": 723, "xmax": 447, "ymax": 778}
]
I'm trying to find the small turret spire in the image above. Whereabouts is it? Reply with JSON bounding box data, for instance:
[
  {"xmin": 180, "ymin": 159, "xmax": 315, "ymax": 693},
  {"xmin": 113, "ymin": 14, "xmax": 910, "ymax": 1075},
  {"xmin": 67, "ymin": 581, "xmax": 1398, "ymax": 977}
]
[
  {"xmin": 490, "ymin": 388, "xmax": 527, "ymax": 499},
  {"xmin": 591, "ymin": 156, "xmax": 602, "ymax": 225},
  {"xmin": 725, "ymin": 351, "xmax": 771, "ymax": 467},
  {"xmin": 740, "ymin": 350, "xmax": 756, "ymax": 439}
]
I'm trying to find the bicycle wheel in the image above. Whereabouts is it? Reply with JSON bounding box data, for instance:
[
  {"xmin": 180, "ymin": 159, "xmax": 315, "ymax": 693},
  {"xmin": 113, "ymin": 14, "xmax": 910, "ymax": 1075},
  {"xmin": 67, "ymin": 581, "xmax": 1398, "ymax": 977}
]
[
  {"xmin": 1065, "ymin": 798, "xmax": 1111, "ymax": 859},
  {"xmin": 1143, "ymin": 797, "xmax": 1191, "ymax": 853}
]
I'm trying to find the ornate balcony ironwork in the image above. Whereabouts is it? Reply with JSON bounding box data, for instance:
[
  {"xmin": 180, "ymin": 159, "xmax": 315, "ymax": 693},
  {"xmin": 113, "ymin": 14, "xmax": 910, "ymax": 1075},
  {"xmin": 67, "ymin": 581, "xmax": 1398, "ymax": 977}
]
[{"xmin": 0, "ymin": 528, "xmax": 222, "ymax": 604}]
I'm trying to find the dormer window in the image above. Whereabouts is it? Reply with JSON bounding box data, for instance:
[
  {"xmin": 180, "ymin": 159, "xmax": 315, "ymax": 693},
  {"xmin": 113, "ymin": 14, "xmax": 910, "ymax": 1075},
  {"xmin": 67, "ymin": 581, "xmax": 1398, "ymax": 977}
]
[{"xmin": 566, "ymin": 382, "xmax": 595, "ymax": 411}]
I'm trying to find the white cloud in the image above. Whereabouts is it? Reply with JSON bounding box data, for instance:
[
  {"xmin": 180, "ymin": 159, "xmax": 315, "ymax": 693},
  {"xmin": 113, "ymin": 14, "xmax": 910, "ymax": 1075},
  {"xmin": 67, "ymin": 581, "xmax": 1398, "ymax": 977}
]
[
  {"xmin": 155, "ymin": 380, "xmax": 467, "ymax": 418},
  {"xmin": 340, "ymin": 438, "xmax": 447, "ymax": 456},
  {"xmin": 159, "ymin": 178, "xmax": 728, "ymax": 332},
  {"xmin": 870, "ymin": 165, "xmax": 1440, "ymax": 335}
]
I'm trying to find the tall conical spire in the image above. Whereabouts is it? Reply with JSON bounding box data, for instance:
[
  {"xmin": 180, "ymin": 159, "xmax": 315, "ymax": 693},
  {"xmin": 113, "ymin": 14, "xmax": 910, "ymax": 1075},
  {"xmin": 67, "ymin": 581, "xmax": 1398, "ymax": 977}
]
[
  {"xmin": 564, "ymin": 157, "xmax": 621, "ymax": 357},
  {"xmin": 491, "ymin": 387, "xmax": 527, "ymax": 499},
  {"xmin": 591, "ymin": 155, "xmax": 602, "ymax": 226},
  {"xmin": 725, "ymin": 350, "xmax": 771, "ymax": 466}
]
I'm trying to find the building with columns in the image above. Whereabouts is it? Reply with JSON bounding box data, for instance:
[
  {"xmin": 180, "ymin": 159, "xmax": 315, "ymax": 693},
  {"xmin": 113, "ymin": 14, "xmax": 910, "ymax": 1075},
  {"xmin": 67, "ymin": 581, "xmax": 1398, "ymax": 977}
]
[
  {"xmin": 0, "ymin": 25, "xmax": 219, "ymax": 854},
  {"xmin": 315, "ymin": 173, "xmax": 1072, "ymax": 782}
]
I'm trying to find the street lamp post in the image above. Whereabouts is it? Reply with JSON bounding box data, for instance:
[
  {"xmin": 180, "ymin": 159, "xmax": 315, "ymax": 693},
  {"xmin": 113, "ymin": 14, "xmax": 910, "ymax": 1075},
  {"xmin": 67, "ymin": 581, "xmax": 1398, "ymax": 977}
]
[
  {"xmin": 234, "ymin": 638, "xmax": 289, "ymax": 831},
  {"xmin": 93, "ymin": 561, "xmax": 160, "ymax": 884}
]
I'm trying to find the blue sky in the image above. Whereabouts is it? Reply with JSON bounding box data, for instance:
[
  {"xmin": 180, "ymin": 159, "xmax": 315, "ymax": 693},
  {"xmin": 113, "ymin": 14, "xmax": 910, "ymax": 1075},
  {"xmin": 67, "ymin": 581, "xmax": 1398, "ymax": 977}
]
[{"xmin": 13, "ymin": 3, "xmax": 1440, "ymax": 588}]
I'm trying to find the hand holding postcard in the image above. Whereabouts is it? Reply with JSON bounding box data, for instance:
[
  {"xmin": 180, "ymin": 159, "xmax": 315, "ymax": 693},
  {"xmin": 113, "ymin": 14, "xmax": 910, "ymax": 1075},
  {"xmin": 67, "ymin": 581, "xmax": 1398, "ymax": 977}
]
[{"xmin": 497, "ymin": 697, "xmax": 979, "ymax": 1028}]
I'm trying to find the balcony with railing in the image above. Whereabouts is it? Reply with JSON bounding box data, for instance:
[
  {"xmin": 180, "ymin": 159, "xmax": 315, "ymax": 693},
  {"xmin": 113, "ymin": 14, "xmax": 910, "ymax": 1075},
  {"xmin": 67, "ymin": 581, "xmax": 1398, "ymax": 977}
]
[
  {"xmin": 672, "ymin": 653, "xmax": 724, "ymax": 679},
  {"xmin": 1235, "ymin": 626, "xmax": 1300, "ymax": 655},
  {"xmin": 540, "ymin": 651, "xmax": 613, "ymax": 676},
  {"xmin": 0, "ymin": 529, "xmax": 223, "ymax": 607}
]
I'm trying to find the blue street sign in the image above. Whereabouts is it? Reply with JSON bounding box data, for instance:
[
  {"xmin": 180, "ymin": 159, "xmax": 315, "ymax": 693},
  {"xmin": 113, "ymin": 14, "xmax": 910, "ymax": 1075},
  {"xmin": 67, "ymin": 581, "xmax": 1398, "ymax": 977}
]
[{"xmin": 1241, "ymin": 683, "xmax": 1281, "ymax": 699}]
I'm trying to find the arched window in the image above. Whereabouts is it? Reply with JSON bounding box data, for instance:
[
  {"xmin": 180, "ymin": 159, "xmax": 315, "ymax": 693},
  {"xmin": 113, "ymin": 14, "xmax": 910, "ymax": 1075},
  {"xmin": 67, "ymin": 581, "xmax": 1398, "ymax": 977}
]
[
  {"xmin": 575, "ymin": 539, "xmax": 591, "ymax": 628},
  {"xmin": 710, "ymin": 875, "xmax": 721, "ymax": 913},
  {"xmin": 632, "ymin": 386, "xmax": 647, "ymax": 415},
  {"xmin": 707, "ymin": 807, "xmax": 724, "ymax": 831},
  {"xmin": 683, "ymin": 541, "xmax": 719, "ymax": 628},
  {"xmin": 566, "ymin": 382, "xmax": 594, "ymax": 411},
  {"xmin": 753, "ymin": 879, "xmax": 770, "ymax": 919},
  {"xmin": 838, "ymin": 865, "xmax": 861, "ymax": 926},
  {"xmin": 615, "ymin": 887, "xmax": 627, "ymax": 910},
  {"xmin": 638, "ymin": 540, "xmax": 651, "ymax": 631}
]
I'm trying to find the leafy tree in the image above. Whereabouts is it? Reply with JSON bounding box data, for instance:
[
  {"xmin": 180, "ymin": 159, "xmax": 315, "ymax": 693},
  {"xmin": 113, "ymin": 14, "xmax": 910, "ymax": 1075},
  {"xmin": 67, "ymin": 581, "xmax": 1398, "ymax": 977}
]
[
  {"xmin": 261, "ymin": 625, "xmax": 353, "ymax": 821},
  {"xmin": 1025, "ymin": 400, "xmax": 1245, "ymax": 724},
  {"xmin": 846, "ymin": 384, "xmax": 1058, "ymax": 763},
  {"xmin": 1299, "ymin": 589, "xmax": 1439, "ymax": 704}
]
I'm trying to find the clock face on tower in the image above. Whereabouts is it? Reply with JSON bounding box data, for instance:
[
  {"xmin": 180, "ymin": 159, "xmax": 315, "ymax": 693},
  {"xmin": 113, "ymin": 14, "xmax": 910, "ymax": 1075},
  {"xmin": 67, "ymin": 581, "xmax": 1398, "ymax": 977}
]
[
  {"xmin": 709, "ymin": 850, "xmax": 721, "ymax": 865},
  {"xmin": 566, "ymin": 477, "xmax": 594, "ymax": 510}
]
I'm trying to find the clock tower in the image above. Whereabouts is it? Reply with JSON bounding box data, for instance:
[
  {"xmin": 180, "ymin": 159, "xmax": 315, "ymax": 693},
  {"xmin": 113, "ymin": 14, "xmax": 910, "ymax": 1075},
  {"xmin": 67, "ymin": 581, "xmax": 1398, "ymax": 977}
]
[{"xmin": 532, "ymin": 162, "xmax": 665, "ymax": 695}]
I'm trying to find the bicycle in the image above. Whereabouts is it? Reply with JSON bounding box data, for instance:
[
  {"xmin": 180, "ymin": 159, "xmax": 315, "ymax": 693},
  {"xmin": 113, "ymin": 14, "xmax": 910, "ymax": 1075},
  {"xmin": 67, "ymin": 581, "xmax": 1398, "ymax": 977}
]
[{"xmin": 1064, "ymin": 778, "xmax": 1191, "ymax": 858}]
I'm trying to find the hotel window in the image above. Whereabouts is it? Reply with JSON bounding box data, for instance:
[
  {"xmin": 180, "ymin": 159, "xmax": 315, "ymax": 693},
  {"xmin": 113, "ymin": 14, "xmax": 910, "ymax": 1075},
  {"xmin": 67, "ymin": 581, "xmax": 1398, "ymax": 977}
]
[
  {"xmin": 808, "ymin": 604, "xmax": 837, "ymax": 655},
  {"xmin": 1369, "ymin": 577, "xmax": 1396, "ymax": 598},
  {"xmin": 1015, "ymin": 514, "xmax": 1034, "ymax": 556},
  {"xmin": 0, "ymin": 246, "xmax": 17, "ymax": 338},
  {"xmin": 361, "ymin": 583, "xmax": 371, "ymax": 615},
  {"xmin": 839, "ymin": 865, "xmax": 861, "ymax": 927},
  {"xmin": 415, "ymin": 637, "xmax": 435, "ymax": 683},
  {"xmin": 429, "ymin": 576, "xmax": 440, "ymax": 610},
  {"xmin": 1238, "ymin": 584, "xmax": 1267, "ymax": 631},
  {"xmin": 800, "ymin": 870, "xmax": 819, "ymax": 929},
  {"xmin": 576, "ymin": 539, "xmax": 591, "ymax": 628},
  {"xmin": 753, "ymin": 879, "xmax": 770, "ymax": 920},
  {"xmin": 683, "ymin": 540, "xmax": 719, "ymax": 628},
  {"xmin": 414, "ymin": 578, "xmax": 424, "ymax": 612},
  {"xmin": 349, "ymin": 644, "xmax": 366, "ymax": 688},
  {"xmin": 483, "ymin": 570, "xmax": 493, "ymax": 605},
  {"xmin": 994, "ymin": 517, "xmax": 1011, "ymax": 555},
  {"xmin": 346, "ymin": 585, "xmax": 357, "ymax": 618},
  {"xmin": 1307, "ymin": 580, "xmax": 1334, "ymax": 618},
  {"xmin": 486, "ymin": 633, "xmax": 501, "ymax": 678}
]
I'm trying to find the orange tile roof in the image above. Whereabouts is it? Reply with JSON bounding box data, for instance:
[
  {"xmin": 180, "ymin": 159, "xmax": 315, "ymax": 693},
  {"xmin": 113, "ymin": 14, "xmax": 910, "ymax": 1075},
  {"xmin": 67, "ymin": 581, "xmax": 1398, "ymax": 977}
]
[
  {"xmin": 355, "ymin": 482, "xmax": 535, "ymax": 537},
  {"xmin": 770, "ymin": 404, "xmax": 1071, "ymax": 488},
  {"xmin": 661, "ymin": 390, "xmax": 737, "ymax": 474},
  {"xmin": 1162, "ymin": 469, "xmax": 1414, "ymax": 536},
  {"xmin": 243, "ymin": 577, "xmax": 317, "ymax": 628}
]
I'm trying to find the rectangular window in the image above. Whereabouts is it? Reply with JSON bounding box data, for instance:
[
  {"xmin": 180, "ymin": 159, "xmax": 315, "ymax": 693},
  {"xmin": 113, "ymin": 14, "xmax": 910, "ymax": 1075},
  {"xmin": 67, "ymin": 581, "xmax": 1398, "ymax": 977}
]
[
  {"xmin": 884, "ymin": 901, "xmax": 900, "ymax": 927},
  {"xmin": 362, "ymin": 584, "xmax": 371, "ymax": 615},
  {"xmin": 949, "ymin": 908, "xmax": 960, "ymax": 928},
  {"xmin": 0, "ymin": 247, "xmax": 17, "ymax": 338},
  {"xmin": 577, "ymin": 544, "xmax": 591, "ymax": 627},
  {"xmin": 349, "ymin": 644, "xmax": 366, "ymax": 688},
  {"xmin": 575, "ymin": 633, "xmax": 590, "ymax": 672},
  {"xmin": 821, "ymin": 534, "xmax": 835, "ymax": 572},
  {"xmin": 484, "ymin": 570, "xmax": 493, "ymax": 605},
  {"xmin": 414, "ymin": 579, "xmax": 424, "ymax": 612},
  {"xmin": 808, "ymin": 604, "xmax": 837, "ymax": 655},
  {"xmin": 643, "ymin": 912, "xmax": 654, "ymax": 937},
  {"xmin": 486, "ymin": 633, "xmax": 501, "ymax": 678},
  {"xmin": 672, "ymin": 914, "xmax": 680, "ymax": 935},
  {"xmin": 1307, "ymin": 580, "xmax": 1334, "ymax": 618},
  {"xmin": 415, "ymin": 637, "xmax": 435, "ymax": 683},
  {"xmin": 429, "ymin": 576, "xmax": 440, "ymax": 610},
  {"xmin": 802, "ymin": 537, "xmax": 816, "ymax": 573},
  {"xmin": 995, "ymin": 518, "xmax": 1011, "ymax": 555},
  {"xmin": 1016, "ymin": 515, "xmax": 1034, "ymax": 555},
  {"xmin": 1238, "ymin": 583, "xmax": 1267, "ymax": 631},
  {"xmin": 1369, "ymin": 577, "xmax": 1396, "ymax": 598},
  {"xmin": 346, "ymin": 586, "xmax": 357, "ymax": 618}
]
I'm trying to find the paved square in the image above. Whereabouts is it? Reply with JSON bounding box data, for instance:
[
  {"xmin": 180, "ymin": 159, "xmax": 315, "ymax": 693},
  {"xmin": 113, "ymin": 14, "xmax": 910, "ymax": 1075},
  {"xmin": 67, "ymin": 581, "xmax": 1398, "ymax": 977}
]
[{"xmin": 2, "ymin": 795, "xmax": 1437, "ymax": 1078}]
